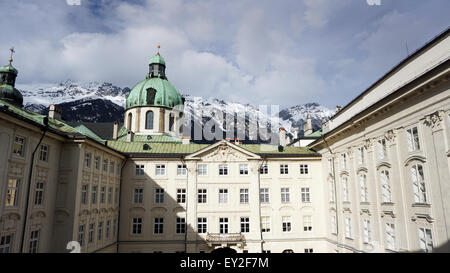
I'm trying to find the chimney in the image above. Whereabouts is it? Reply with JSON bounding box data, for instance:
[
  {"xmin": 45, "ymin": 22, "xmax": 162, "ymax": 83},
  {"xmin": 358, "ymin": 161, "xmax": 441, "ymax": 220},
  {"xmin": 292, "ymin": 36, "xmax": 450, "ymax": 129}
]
[
  {"xmin": 279, "ymin": 127, "xmax": 287, "ymax": 147},
  {"xmin": 113, "ymin": 122, "xmax": 119, "ymax": 140},
  {"xmin": 126, "ymin": 130, "xmax": 134, "ymax": 142},
  {"xmin": 48, "ymin": 104, "xmax": 62, "ymax": 120},
  {"xmin": 182, "ymin": 135, "xmax": 190, "ymax": 145},
  {"xmin": 336, "ymin": 105, "xmax": 342, "ymax": 112},
  {"xmin": 303, "ymin": 113, "xmax": 313, "ymax": 136}
]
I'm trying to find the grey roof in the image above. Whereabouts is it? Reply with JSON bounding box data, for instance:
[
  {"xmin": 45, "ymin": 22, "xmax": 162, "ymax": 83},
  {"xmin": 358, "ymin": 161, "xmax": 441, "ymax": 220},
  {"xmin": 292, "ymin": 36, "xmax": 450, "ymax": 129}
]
[{"xmin": 67, "ymin": 122, "xmax": 123, "ymax": 140}]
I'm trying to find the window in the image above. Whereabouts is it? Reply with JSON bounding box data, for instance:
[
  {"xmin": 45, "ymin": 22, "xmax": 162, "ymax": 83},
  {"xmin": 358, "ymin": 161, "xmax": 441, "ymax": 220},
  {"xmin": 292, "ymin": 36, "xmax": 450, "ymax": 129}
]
[
  {"xmin": 34, "ymin": 181, "xmax": 45, "ymax": 206},
  {"xmin": 219, "ymin": 189, "xmax": 228, "ymax": 204},
  {"xmin": 177, "ymin": 189, "xmax": 186, "ymax": 204},
  {"xmin": 198, "ymin": 164, "xmax": 208, "ymax": 176},
  {"xmin": 29, "ymin": 230, "xmax": 40, "ymax": 253},
  {"xmin": 345, "ymin": 218, "xmax": 352, "ymax": 238},
  {"xmin": 281, "ymin": 188, "xmax": 290, "ymax": 203},
  {"xmin": 301, "ymin": 187, "xmax": 310, "ymax": 203},
  {"xmin": 177, "ymin": 164, "xmax": 187, "ymax": 176},
  {"xmin": 13, "ymin": 135, "xmax": 25, "ymax": 157},
  {"xmin": 304, "ymin": 248, "xmax": 313, "ymax": 253},
  {"xmin": 261, "ymin": 216, "xmax": 270, "ymax": 232},
  {"xmin": 127, "ymin": 113, "xmax": 133, "ymax": 130},
  {"xmin": 169, "ymin": 114, "xmax": 175, "ymax": 132},
  {"xmin": 100, "ymin": 187, "xmax": 106, "ymax": 204},
  {"xmin": 135, "ymin": 164, "xmax": 144, "ymax": 176},
  {"xmin": 113, "ymin": 219, "xmax": 117, "ymax": 237},
  {"xmin": 418, "ymin": 228, "xmax": 433, "ymax": 253},
  {"xmin": 327, "ymin": 158, "xmax": 333, "ymax": 174},
  {"xmin": 115, "ymin": 187, "xmax": 119, "ymax": 204},
  {"xmin": 0, "ymin": 234, "xmax": 13, "ymax": 253},
  {"xmin": 219, "ymin": 218, "xmax": 229, "ymax": 234},
  {"xmin": 108, "ymin": 187, "xmax": 112, "ymax": 204},
  {"xmin": 39, "ymin": 144, "xmax": 49, "ymax": 162},
  {"xmin": 95, "ymin": 156, "xmax": 100, "ymax": 170},
  {"xmin": 78, "ymin": 225, "xmax": 85, "ymax": 247},
  {"xmin": 407, "ymin": 127, "xmax": 421, "ymax": 152},
  {"xmin": 117, "ymin": 163, "xmax": 121, "ymax": 175},
  {"xmin": 377, "ymin": 139, "xmax": 387, "ymax": 160},
  {"xmin": 329, "ymin": 180, "xmax": 335, "ymax": 202},
  {"xmin": 91, "ymin": 186, "xmax": 97, "ymax": 204},
  {"xmin": 198, "ymin": 218, "xmax": 207, "ymax": 233},
  {"xmin": 134, "ymin": 188, "xmax": 143, "ymax": 204},
  {"xmin": 342, "ymin": 177, "xmax": 349, "ymax": 202},
  {"xmin": 340, "ymin": 153, "xmax": 347, "ymax": 169},
  {"xmin": 219, "ymin": 164, "xmax": 228, "ymax": 176},
  {"xmin": 411, "ymin": 164, "xmax": 427, "ymax": 204},
  {"xmin": 300, "ymin": 164, "xmax": 309, "ymax": 174},
  {"xmin": 260, "ymin": 188, "xmax": 269, "ymax": 203},
  {"xmin": 282, "ymin": 216, "xmax": 292, "ymax": 232},
  {"xmin": 98, "ymin": 222, "xmax": 103, "ymax": 241},
  {"xmin": 110, "ymin": 161, "xmax": 115, "ymax": 174},
  {"xmin": 132, "ymin": 218, "xmax": 142, "ymax": 234},
  {"xmin": 81, "ymin": 185, "xmax": 88, "ymax": 205},
  {"xmin": 303, "ymin": 216, "xmax": 312, "ymax": 231},
  {"xmin": 5, "ymin": 178, "xmax": 20, "ymax": 207},
  {"xmin": 240, "ymin": 217, "xmax": 250, "ymax": 233},
  {"xmin": 198, "ymin": 189, "xmax": 207, "ymax": 203},
  {"xmin": 262, "ymin": 250, "xmax": 271, "ymax": 253},
  {"xmin": 102, "ymin": 159, "xmax": 108, "ymax": 172},
  {"xmin": 385, "ymin": 223, "xmax": 396, "ymax": 250},
  {"xmin": 360, "ymin": 174, "xmax": 368, "ymax": 202},
  {"xmin": 239, "ymin": 164, "xmax": 248, "ymax": 175},
  {"xmin": 156, "ymin": 164, "xmax": 166, "ymax": 176},
  {"xmin": 260, "ymin": 165, "xmax": 268, "ymax": 174},
  {"xmin": 176, "ymin": 218, "xmax": 186, "ymax": 234},
  {"xmin": 331, "ymin": 216, "xmax": 337, "ymax": 234},
  {"xmin": 106, "ymin": 220, "xmax": 110, "ymax": 239},
  {"xmin": 145, "ymin": 110, "xmax": 154, "ymax": 130},
  {"xmin": 380, "ymin": 170, "xmax": 392, "ymax": 203},
  {"xmin": 357, "ymin": 147, "xmax": 365, "ymax": 165},
  {"xmin": 155, "ymin": 189, "xmax": 164, "ymax": 204},
  {"xmin": 154, "ymin": 218, "xmax": 164, "ymax": 234},
  {"xmin": 88, "ymin": 223, "xmax": 95, "ymax": 244},
  {"xmin": 363, "ymin": 219, "xmax": 371, "ymax": 244},
  {"xmin": 84, "ymin": 153, "xmax": 91, "ymax": 168},
  {"xmin": 280, "ymin": 164, "xmax": 289, "ymax": 174},
  {"xmin": 240, "ymin": 189, "xmax": 249, "ymax": 204}
]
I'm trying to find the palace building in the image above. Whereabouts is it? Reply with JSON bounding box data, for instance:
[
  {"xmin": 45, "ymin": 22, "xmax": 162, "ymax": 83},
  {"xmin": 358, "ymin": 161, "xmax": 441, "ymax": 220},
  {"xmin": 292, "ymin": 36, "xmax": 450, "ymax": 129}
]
[{"xmin": 0, "ymin": 28, "xmax": 449, "ymax": 253}]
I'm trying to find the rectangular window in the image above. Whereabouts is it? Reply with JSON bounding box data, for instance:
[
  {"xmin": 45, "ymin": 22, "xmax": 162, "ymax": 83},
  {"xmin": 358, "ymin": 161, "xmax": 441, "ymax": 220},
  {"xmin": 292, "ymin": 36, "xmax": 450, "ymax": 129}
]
[
  {"xmin": 135, "ymin": 164, "xmax": 144, "ymax": 176},
  {"xmin": 117, "ymin": 163, "xmax": 121, "ymax": 175},
  {"xmin": 377, "ymin": 139, "xmax": 387, "ymax": 160},
  {"xmin": 357, "ymin": 147, "xmax": 365, "ymax": 165},
  {"xmin": 85, "ymin": 153, "xmax": 91, "ymax": 168},
  {"xmin": 219, "ymin": 189, "xmax": 228, "ymax": 204},
  {"xmin": 39, "ymin": 144, "xmax": 49, "ymax": 162},
  {"xmin": 176, "ymin": 217, "xmax": 186, "ymax": 234},
  {"xmin": 260, "ymin": 165, "xmax": 268, "ymax": 174},
  {"xmin": 34, "ymin": 181, "xmax": 45, "ymax": 206},
  {"xmin": 363, "ymin": 219, "xmax": 371, "ymax": 244},
  {"xmin": 113, "ymin": 219, "xmax": 117, "ymax": 237},
  {"xmin": 219, "ymin": 164, "xmax": 228, "ymax": 176},
  {"xmin": 303, "ymin": 216, "xmax": 312, "ymax": 232},
  {"xmin": 340, "ymin": 153, "xmax": 347, "ymax": 169},
  {"xmin": 281, "ymin": 188, "xmax": 290, "ymax": 203},
  {"xmin": 418, "ymin": 228, "xmax": 433, "ymax": 253},
  {"xmin": 91, "ymin": 186, "xmax": 97, "ymax": 204},
  {"xmin": 239, "ymin": 164, "xmax": 248, "ymax": 175},
  {"xmin": 13, "ymin": 135, "xmax": 25, "ymax": 157},
  {"xmin": 300, "ymin": 164, "xmax": 309, "ymax": 174},
  {"xmin": 88, "ymin": 223, "xmax": 95, "ymax": 244},
  {"xmin": 177, "ymin": 164, "xmax": 187, "ymax": 176},
  {"xmin": 155, "ymin": 189, "xmax": 164, "ymax": 204},
  {"xmin": 380, "ymin": 170, "xmax": 392, "ymax": 203},
  {"xmin": 5, "ymin": 178, "xmax": 20, "ymax": 207},
  {"xmin": 301, "ymin": 187, "xmax": 311, "ymax": 203},
  {"xmin": 345, "ymin": 217, "xmax": 352, "ymax": 238},
  {"xmin": 98, "ymin": 222, "xmax": 103, "ymax": 241},
  {"xmin": 95, "ymin": 156, "xmax": 100, "ymax": 170},
  {"xmin": 103, "ymin": 159, "xmax": 108, "ymax": 172},
  {"xmin": 329, "ymin": 180, "xmax": 335, "ymax": 202},
  {"xmin": 156, "ymin": 164, "xmax": 166, "ymax": 176},
  {"xmin": 407, "ymin": 127, "xmax": 421, "ymax": 152},
  {"xmin": 280, "ymin": 164, "xmax": 289, "ymax": 174},
  {"xmin": 360, "ymin": 174, "xmax": 368, "ymax": 203},
  {"xmin": 304, "ymin": 248, "xmax": 313, "ymax": 253},
  {"xmin": 106, "ymin": 220, "xmax": 110, "ymax": 239},
  {"xmin": 198, "ymin": 164, "xmax": 208, "ymax": 176},
  {"xmin": 198, "ymin": 218, "xmax": 207, "ymax": 234},
  {"xmin": 342, "ymin": 177, "xmax": 349, "ymax": 202},
  {"xmin": 282, "ymin": 216, "xmax": 292, "ymax": 232},
  {"xmin": 261, "ymin": 216, "xmax": 270, "ymax": 232},
  {"xmin": 110, "ymin": 161, "xmax": 115, "ymax": 174},
  {"xmin": 411, "ymin": 164, "xmax": 427, "ymax": 204},
  {"xmin": 240, "ymin": 189, "xmax": 249, "ymax": 204},
  {"xmin": 78, "ymin": 225, "xmax": 85, "ymax": 247},
  {"xmin": 331, "ymin": 216, "xmax": 337, "ymax": 234},
  {"xmin": 177, "ymin": 189, "xmax": 186, "ymax": 204},
  {"xmin": 198, "ymin": 189, "xmax": 207, "ymax": 204},
  {"xmin": 219, "ymin": 218, "xmax": 229, "ymax": 234},
  {"xmin": 385, "ymin": 223, "xmax": 396, "ymax": 250},
  {"xmin": 29, "ymin": 230, "xmax": 40, "ymax": 253},
  {"xmin": 154, "ymin": 218, "xmax": 164, "ymax": 234},
  {"xmin": 260, "ymin": 188, "xmax": 269, "ymax": 203},
  {"xmin": 0, "ymin": 234, "xmax": 13, "ymax": 253},
  {"xmin": 100, "ymin": 186, "xmax": 106, "ymax": 204},
  {"xmin": 133, "ymin": 188, "xmax": 143, "ymax": 204},
  {"xmin": 115, "ymin": 187, "xmax": 119, "ymax": 205},
  {"xmin": 81, "ymin": 185, "xmax": 88, "ymax": 205},
  {"xmin": 108, "ymin": 187, "xmax": 112, "ymax": 204},
  {"xmin": 240, "ymin": 217, "xmax": 250, "ymax": 233},
  {"xmin": 132, "ymin": 218, "xmax": 142, "ymax": 234}
]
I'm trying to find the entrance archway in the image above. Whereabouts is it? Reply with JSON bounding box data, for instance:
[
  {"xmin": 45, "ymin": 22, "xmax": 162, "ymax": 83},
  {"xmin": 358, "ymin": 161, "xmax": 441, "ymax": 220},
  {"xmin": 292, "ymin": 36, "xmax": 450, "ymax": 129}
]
[{"xmin": 211, "ymin": 247, "xmax": 237, "ymax": 254}]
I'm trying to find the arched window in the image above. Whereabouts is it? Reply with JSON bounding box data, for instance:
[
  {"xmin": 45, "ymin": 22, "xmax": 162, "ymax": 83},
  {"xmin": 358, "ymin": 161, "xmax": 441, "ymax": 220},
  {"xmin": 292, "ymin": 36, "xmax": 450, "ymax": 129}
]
[
  {"xmin": 380, "ymin": 170, "xmax": 391, "ymax": 203},
  {"xmin": 145, "ymin": 110, "xmax": 154, "ymax": 130},
  {"xmin": 127, "ymin": 113, "xmax": 132, "ymax": 131},
  {"xmin": 411, "ymin": 164, "xmax": 427, "ymax": 203},
  {"xmin": 169, "ymin": 113, "xmax": 175, "ymax": 132}
]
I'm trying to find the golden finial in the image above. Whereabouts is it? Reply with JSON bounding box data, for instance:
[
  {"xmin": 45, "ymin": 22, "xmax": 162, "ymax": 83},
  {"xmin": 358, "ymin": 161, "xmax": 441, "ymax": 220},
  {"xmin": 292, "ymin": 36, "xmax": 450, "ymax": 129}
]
[
  {"xmin": 9, "ymin": 47, "xmax": 15, "ymax": 64},
  {"xmin": 157, "ymin": 44, "xmax": 160, "ymax": 54}
]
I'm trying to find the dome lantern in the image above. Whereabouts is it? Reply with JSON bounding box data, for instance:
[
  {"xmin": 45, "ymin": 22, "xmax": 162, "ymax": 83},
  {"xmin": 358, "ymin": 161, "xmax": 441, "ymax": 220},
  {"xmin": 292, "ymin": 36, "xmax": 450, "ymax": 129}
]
[{"xmin": 0, "ymin": 47, "xmax": 23, "ymax": 107}]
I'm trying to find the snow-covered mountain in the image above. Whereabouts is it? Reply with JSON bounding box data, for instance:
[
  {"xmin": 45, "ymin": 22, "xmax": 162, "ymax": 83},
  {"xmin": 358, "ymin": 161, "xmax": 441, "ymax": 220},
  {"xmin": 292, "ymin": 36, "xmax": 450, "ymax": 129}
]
[{"xmin": 20, "ymin": 81, "xmax": 334, "ymax": 139}]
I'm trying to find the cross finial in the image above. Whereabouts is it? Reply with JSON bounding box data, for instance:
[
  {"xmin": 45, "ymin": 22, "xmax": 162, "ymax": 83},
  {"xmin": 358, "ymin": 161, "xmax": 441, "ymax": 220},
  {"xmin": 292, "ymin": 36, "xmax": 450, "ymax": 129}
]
[{"xmin": 9, "ymin": 47, "xmax": 15, "ymax": 64}]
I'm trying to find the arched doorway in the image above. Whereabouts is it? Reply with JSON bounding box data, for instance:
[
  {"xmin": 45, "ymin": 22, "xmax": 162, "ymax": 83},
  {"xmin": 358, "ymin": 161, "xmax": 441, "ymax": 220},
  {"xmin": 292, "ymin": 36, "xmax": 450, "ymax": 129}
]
[{"xmin": 211, "ymin": 247, "xmax": 237, "ymax": 254}]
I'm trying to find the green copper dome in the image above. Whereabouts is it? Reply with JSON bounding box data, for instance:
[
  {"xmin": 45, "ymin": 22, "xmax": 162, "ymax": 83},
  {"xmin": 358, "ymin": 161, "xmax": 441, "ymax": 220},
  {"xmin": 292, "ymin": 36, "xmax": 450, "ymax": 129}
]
[
  {"xmin": 0, "ymin": 64, "xmax": 18, "ymax": 74},
  {"xmin": 0, "ymin": 62, "xmax": 23, "ymax": 107},
  {"xmin": 149, "ymin": 53, "xmax": 165, "ymax": 65}
]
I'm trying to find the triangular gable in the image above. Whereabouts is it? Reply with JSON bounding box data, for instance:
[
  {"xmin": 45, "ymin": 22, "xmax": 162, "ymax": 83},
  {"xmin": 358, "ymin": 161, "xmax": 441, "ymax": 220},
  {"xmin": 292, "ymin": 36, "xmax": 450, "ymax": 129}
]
[{"xmin": 185, "ymin": 140, "xmax": 260, "ymax": 161}]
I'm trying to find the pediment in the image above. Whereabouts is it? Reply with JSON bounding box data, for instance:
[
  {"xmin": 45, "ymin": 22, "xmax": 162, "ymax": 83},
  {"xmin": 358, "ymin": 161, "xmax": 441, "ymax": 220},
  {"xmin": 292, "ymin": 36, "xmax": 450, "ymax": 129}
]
[{"xmin": 185, "ymin": 140, "xmax": 260, "ymax": 162}]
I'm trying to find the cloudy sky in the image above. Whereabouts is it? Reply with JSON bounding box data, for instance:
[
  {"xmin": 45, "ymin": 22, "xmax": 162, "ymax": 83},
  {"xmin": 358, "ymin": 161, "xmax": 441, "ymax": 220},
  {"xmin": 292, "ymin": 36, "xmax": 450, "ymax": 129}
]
[{"xmin": 1, "ymin": 0, "xmax": 449, "ymax": 109}]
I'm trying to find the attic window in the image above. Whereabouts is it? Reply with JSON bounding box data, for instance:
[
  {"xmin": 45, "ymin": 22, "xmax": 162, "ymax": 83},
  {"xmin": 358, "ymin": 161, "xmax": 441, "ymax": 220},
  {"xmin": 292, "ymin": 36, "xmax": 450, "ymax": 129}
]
[{"xmin": 143, "ymin": 144, "xmax": 150, "ymax": 151}]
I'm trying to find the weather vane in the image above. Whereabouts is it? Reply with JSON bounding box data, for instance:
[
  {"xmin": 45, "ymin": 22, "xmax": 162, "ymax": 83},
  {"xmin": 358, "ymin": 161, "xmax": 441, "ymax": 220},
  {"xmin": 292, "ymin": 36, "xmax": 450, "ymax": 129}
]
[{"xmin": 9, "ymin": 47, "xmax": 15, "ymax": 64}]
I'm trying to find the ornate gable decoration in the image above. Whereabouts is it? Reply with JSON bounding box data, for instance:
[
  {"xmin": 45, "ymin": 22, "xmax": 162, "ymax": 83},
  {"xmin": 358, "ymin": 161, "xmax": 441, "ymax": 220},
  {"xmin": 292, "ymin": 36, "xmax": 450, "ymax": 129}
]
[{"xmin": 185, "ymin": 140, "xmax": 260, "ymax": 162}]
